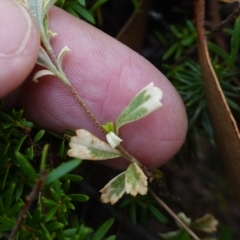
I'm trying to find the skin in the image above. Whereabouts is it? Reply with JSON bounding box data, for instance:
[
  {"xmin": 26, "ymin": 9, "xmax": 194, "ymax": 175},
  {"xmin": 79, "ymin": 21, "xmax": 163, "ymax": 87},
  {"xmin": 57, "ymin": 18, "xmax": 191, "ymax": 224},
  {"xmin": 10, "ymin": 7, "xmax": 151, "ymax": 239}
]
[{"xmin": 0, "ymin": 0, "xmax": 188, "ymax": 170}]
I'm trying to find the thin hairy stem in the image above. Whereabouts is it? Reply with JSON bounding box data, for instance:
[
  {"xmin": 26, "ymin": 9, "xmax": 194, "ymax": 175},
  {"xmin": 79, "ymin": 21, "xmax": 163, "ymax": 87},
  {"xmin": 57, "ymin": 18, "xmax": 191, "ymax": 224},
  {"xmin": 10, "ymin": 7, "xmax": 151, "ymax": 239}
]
[
  {"xmin": 67, "ymin": 84, "xmax": 141, "ymax": 165},
  {"xmin": 149, "ymin": 188, "xmax": 201, "ymax": 240}
]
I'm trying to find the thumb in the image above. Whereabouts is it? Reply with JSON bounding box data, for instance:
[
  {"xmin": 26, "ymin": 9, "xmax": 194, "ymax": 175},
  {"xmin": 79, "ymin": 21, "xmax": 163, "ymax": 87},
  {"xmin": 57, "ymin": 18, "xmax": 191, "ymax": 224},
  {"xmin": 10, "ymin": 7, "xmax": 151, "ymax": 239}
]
[{"xmin": 0, "ymin": 0, "xmax": 40, "ymax": 99}]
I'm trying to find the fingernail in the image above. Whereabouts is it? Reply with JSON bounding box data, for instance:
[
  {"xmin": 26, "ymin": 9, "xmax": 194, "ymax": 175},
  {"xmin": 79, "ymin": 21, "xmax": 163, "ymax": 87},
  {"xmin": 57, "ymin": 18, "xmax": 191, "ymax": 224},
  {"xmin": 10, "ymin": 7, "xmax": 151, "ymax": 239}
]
[{"xmin": 0, "ymin": 0, "xmax": 31, "ymax": 56}]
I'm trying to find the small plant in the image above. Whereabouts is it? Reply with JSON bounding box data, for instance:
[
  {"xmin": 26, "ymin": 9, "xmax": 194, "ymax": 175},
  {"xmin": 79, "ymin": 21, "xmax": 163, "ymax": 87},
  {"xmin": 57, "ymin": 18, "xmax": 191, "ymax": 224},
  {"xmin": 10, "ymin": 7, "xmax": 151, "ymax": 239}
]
[
  {"xmin": 24, "ymin": 0, "xmax": 164, "ymax": 205},
  {"xmin": 0, "ymin": 107, "xmax": 115, "ymax": 239},
  {"xmin": 3, "ymin": 1, "xmax": 224, "ymax": 239}
]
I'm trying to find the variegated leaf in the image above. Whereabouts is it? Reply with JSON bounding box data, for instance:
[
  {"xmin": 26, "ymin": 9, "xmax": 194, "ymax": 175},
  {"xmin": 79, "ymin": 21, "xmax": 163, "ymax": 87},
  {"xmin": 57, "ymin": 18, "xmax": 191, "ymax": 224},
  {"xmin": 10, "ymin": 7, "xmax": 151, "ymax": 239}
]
[
  {"xmin": 125, "ymin": 162, "xmax": 148, "ymax": 196},
  {"xmin": 100, "ymin": 172, "xmax": 126, "ymax": 205},
  {"xmin": 116, "ymin": 82, "xmax": 163, "ymax": 134},
  {"xmin": 67, "ymin": 129, "xmax": 122, "ymax": 160}
]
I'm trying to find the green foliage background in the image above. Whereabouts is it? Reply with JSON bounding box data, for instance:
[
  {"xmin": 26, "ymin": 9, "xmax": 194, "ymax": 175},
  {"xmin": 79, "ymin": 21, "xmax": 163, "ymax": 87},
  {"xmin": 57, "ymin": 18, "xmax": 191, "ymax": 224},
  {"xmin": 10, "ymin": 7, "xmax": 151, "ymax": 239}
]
[{"xmin": 1, "ymin": 0, "xmax": 240, "ymax": 239}]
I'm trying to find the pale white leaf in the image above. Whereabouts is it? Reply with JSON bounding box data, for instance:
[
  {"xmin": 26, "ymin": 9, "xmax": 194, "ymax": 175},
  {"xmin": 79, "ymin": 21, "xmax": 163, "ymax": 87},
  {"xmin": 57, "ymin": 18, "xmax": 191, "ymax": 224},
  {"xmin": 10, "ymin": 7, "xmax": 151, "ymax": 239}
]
[
  {"xmin": 67, "ymin": 129, "xmax": 122, "ymax": 160},
  {"xmin": 159, "ymin": 230, "xmax": 182, "ymax": 239},
  {"xmin": 116, "ymin": 82, "xmax": 163, "ymax": 133},
  {"xmin": 33, "ymin": 70, "xmax": 55, "ymax": 82},
  {"xmin": 106, "ymin": 132, "xmax": 123, "ymax": 149},
  {"xmin": 56, "ymin": 46, "xmax": 70, "ymax": 73},
  {"xmin": 100, "ymin": 172, "xmax": 126, "ymax": 205},
  {"xmin": 37, "ymin": 47, "xmax": 57, "ymax": 71},
  {"xmin": 125, "ymin": 162, "xmax": 148, "ymax": 196},
  {"xmin": 191, "ymin": 214, "xmax": 219, "ymax": 233},
  {"xmin": 47, "ymin": 30, "xmax": 57, "ymax": 38},
  {"xmin": 177, "ymin": 212, "xmax": 191, "ymax": 226}
]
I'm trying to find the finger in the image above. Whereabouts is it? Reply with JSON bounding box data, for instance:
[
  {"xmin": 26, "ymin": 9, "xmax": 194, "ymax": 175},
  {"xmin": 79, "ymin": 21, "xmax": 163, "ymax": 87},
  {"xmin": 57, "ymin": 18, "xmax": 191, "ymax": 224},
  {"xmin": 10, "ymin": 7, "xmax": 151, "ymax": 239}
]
[
  {"xmin": 23, "ymin": 7, "xmax": 187, "ymax": 170},
  {"xmin": 0, "ymin": 0, "xmax": 40, "ymax": 99}
]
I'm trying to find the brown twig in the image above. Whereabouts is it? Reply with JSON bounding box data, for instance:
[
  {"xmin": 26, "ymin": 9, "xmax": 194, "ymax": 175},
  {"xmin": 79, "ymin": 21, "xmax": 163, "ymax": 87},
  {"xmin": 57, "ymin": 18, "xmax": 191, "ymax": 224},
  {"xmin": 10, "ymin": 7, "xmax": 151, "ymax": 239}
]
[
  {"xmin": 208, "ymin": 0, "xmax": 226, "ymax": 50},
  {"xmin": 149, "ymin": 188, "xmax": 201, "ymax": 240},
  {"xmin": 8, "ymin": 171, "xmax": 47, "ymax": 240}
]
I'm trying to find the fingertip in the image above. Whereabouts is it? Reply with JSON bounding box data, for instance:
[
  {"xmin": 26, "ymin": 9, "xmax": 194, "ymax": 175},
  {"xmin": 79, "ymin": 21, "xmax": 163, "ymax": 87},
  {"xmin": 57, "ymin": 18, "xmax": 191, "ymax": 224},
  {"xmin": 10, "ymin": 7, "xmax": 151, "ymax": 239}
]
[
  {"xmin": 0, "ymin": 0, "xmax": 40, "ymax": 99},
  {"xmin": 23, "ymin": 6, "xmax": 188, "ymax": 170}
]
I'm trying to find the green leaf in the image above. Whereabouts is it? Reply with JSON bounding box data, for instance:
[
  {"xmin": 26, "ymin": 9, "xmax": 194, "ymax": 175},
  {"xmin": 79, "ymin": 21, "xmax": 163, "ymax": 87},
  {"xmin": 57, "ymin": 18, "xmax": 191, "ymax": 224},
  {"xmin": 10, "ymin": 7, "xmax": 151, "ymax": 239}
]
[
  {"xmin": 75, "ymin": 224, "xmax": 93, "ymax": 236},
  {"xmin": 125, "ymin": 163, "xmax": 148, "ymax": 196},
  {"xmin": 0, "ymin": 217, "xmax": 15, "ymax": 231},
  {"xmin": 208, "ymin": 42, "xmax": 229, "ymax": 62},
  {"xmin": 100, "ymin": 172, "xmax": 126, "ymax": 205},
  {"xmin": 219, "ymin": 225, "xmax": 233, "ymax": 240},
  {"xmin": 7, "ymin": 202, "xmax": 24, "ymax": 217},
  {"xmin": 0, "ymin": 198, "xmax": 4, "ymax": 215},
  {"xmin": 21, "ymin": 120, "xmax": 34, "ymax": 128},
  {"xmin": 1, "ymin": 166, "xmax": 9, "ymax": 190},
  {"xmin": 15, "ymin": 181, "xmax": 24, "ymax": 201},
  {"xmin": 58, "ymin": 140, "xmax": 66, "ymax": 159},
  {"xmin": 162, "ymin": 43, "xmax": 178, "ymax": 60},
  {"xmin": 105, "ymin": 236, "xmax": 116, "ymax": 240},
  {"xmin": 92, "ymin": 218, "xmax": 114, "ymax": 240},
  {"xmin": 136, "ymin": 200, "xmax": 147, "ymax": 209},
  {"xmin": 179, "ymin": 231, "xmax": 191, "ymax": 240},
  {"xmin": 116, "ymin": 82, "xmax": 163, "ymax": 133},
  {"xmin": 50, "ymin": 188, "xmax": 60, "ymax": 202},
  {"xmin": 5, "ymin": 183, "xmax": 16, "ymax": 210},
  {"xmin": 67, "ymin": 129, "xmax": 122, "ymax": 160},
  {"xmin": 129, "ymin": 201, "xmax": 136, "ymax": 224},
  {"xmin": 67, "ymin": 202, "xmax": 75, "ymax": 210},
  {"xmin": 44, "ymin": 205, "xmax": 59, "ymax": 222},
  {"xmin": 34, "ymin": 130, "xmax": 45, "ymax": 143},
  {"xmin": 90, "ymin": 0, "xmax": 109, "ymax": 13},
  {"xmin": 66, "ymin": 7, "xmax": 79, "ymax": 18},
  {"xmin": 27, "ymin": 145, "xmax": 34, "ymax": 160},
  {"xmin": 102, "ymin": 122, "xmax": 115, "ymax": 133},
  {"xmin": 131, "ymin": 0, "xmax": 141, "ymax": 11},
  {"xmin": 15, "ymin": 152, "xmax": 37, "ymax": 181},
  {"xmin": 40, "ymin": 144, "xmax": 49, "ymax": 171},
  {"xmin": 78, "ymin": 0, "xmax": 86, "ymax": 6},
  {"xmin": 68, "ymin": 2, "xmax": 95, "ymax": 24},
  {"xmin": 148, "ymin": 204, "xmax": 168, "ymax": 223},
  {"xmin": 46, "ymin": 222, "xmax": 64, "ymax": 232},
  {"xmin": 62, "ymin": 180, "xmax": 70, "ymax": 194},
  {"xmin": 63, "ymin": 226, "xmax": 92, "ymax": 238},
  {"xmin": 40, "ymin": 223, "xmax": 52, "ymax": 240},
  {"xmin": 68, "ymin": 194, "xmax": 89, "ymax": 202},
  {"xmin": 0, "ymin": 111, "xmax": 13, "ymax": 122},
  {"xmin": 41, "ymin": 197, "xmax": 57, "ymax": 208},
  {"xmin": 14, "ymin": 135, "xmax": 27, "ymax": 152},
  {"xmin": 60, "ymin": 174, "xmax": 83, "ymax": 182},
  {"xmin": 45, "ymin": 159, "xmax": 82, "ymax": 185},
  {"xmin": 32, "ymin": 206, "xmax": 42, "ymax": 226}
]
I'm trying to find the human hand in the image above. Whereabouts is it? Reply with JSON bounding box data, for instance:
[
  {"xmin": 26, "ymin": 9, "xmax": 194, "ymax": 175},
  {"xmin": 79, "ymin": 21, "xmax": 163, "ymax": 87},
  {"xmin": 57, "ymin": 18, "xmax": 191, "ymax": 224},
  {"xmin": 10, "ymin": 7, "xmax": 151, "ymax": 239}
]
[{"xmin": 0, "ymin": 0, "xmax": 187, "ymax": 170}]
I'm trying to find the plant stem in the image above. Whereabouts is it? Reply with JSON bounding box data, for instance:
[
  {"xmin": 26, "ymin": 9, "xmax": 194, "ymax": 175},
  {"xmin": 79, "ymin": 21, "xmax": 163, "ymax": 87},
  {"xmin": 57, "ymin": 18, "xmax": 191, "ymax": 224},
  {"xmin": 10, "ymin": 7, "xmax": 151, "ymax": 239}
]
[
  {"xmin": 149, "ymin": 188, "xmax": 201, "ymax": 240},
  {"xmin": 67, "ymin": 84, "xmax": 141, "ymax": 165},
  {"xmin": 8, "ymin": 170, "xmax": 47, "ymax": 240}
]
